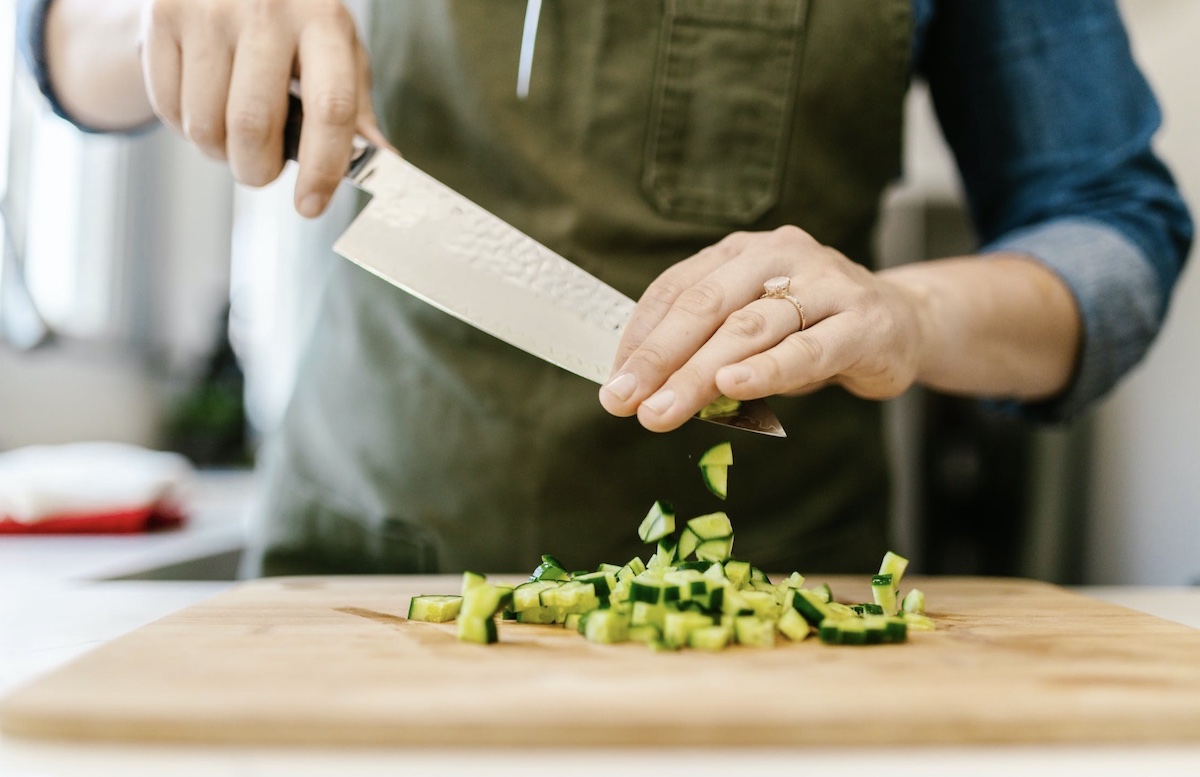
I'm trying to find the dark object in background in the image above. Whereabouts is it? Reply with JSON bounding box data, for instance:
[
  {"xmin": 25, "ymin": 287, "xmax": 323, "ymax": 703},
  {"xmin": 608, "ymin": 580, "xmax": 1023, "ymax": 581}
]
[{"xmin": 161, "ymin": 305, "xmax": 252, "ymax": 467}]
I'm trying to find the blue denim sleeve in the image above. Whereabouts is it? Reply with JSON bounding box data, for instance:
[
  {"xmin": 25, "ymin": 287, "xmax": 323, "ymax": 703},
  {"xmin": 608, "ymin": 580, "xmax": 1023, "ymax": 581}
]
[
  {"xmin": 16, "ymin": 0, "xmax": 155, "ymax": 134},
  {"xmin": 918, "ymin": 0, "xmax": 1193, "ymax": 422}
]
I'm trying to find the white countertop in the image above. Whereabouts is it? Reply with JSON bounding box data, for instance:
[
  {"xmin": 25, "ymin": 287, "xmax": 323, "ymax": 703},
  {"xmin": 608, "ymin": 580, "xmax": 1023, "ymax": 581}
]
[
  {"xmin": 1, "ymin": 580, "xmax": 1198, "ymax": 777},
  {"xmin": 0, "ymin": 469, "xmax": 254, "ymax": 593}
]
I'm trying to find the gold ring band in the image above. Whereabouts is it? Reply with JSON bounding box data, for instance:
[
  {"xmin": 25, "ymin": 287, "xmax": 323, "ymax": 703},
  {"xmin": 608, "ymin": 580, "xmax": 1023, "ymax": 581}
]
[{"xmin": 760, "ymin": 276, "xmax": 807, "ymax": 331}]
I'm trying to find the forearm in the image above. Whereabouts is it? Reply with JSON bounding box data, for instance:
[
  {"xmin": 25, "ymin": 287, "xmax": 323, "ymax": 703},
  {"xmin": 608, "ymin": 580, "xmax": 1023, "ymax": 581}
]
[
  {"xmin": 44, "ymin": 0, "xmax": 154, "ymax": 131},
  {"xmin": 880, "ymin": 254, "xmax": 1081, "ymax": 401}
]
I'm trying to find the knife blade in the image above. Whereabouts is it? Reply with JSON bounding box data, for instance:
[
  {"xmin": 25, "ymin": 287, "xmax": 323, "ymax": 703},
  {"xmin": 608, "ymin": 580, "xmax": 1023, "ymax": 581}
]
[{"xmin": 284, "ymin": 97, "xmax": 785, "ymax": 437}]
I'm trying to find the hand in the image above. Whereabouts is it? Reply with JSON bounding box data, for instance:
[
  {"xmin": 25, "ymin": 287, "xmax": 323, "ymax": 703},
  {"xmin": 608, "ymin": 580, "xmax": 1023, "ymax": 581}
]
[
  {"xmin": 138, "ymin": 0, "xmax": 391, "ymax": 217},
  {"xmin": 598, "ymin": 226, "xmax": 927, "ymax": 432}
]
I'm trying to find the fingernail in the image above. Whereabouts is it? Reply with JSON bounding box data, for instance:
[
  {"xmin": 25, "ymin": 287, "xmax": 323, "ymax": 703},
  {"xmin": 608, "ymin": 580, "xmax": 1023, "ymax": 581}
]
[
  {"xmin": 602, "ymin": 372, "xmax": 638, "ymax": 402},
  {"xmin": 299, "ymin": 194, "xmax": 325, "ymax": 218},
  {"xmin": 721, "ymin": 366, "xmax": 752, "ymax": 384},
  {"xmin": 642, "ymin": 389, "xmax": 676, "ymax": 415}
]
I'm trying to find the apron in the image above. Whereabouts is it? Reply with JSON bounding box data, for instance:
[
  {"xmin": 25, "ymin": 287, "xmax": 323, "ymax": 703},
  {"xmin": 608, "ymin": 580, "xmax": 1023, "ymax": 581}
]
[{"xmin": 246, "ymin": 0, "xmax": 912, "ymax": 576}]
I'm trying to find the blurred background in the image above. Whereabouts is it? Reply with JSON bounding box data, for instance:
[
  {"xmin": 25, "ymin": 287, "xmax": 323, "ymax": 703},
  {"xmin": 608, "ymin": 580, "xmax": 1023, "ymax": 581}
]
[{"xmin": 0, "ymin": 1, "xmax": 1196, "ymax": 585}]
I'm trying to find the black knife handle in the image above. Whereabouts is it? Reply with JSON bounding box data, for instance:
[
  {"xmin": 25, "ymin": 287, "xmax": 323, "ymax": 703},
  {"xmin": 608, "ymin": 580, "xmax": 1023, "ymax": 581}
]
[{"xmin": 283, "ymin": 88, "xmax": 378, "ymax": 180}]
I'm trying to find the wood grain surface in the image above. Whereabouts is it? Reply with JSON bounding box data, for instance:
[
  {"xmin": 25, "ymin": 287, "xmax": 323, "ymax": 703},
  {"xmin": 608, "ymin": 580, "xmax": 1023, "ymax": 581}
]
[{"xmin": 3, "ymin": 575, "xmax": 1200, "ymax": 747}]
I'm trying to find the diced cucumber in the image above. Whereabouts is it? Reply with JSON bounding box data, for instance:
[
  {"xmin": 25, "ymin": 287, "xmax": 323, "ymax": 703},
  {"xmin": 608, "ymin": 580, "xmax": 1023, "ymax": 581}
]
[
  {"xmin": 776, "ymin": 608, "xmax": 811, "ymax": 641},
  {"xmin": 678, "ymin": 527, "xmax": 700, "ymax": 561},
  {"xmin": 700, "ymin": 465, "xmax": 729, "ymax": 500},
  {"xmin": 791, "ymin": 588, "xmax": 835, "ymax": 626},
  {"xmin": 583, "ymin": 609, "xmax": 630, "ymax": 644},
  {"xmin": 698, "ymin": 396, "xmax": 741, "ymax": 420},
  {"xmin": 407, "ymin": 595, "xmax": 463, "ymax": 623},
  {"xmin": 461, "ymin": 571, "xmax": 487, "ymax": 596},
  {"xmin": 637, "ymin": 500, "xmax": 676, "ymax": 544},
  {"xmin": 461, "ymin": 583, "xmax": 507, "ymax": 619},
  {"xmin": 697, "ymin": 441, "xmax": 734, "ymax": 467},
  {"xmin": 878, "ymin": 551, "xmax": 909, "ymax": 590},
  {"xmin": 902, "ymin": 588, "xmax": 926, "ymax": 615},
  {"xmin": 688, "ymin": 512, "xmax": 733, "ymax": 541},
  {"xmin": 871, "ymin": 574, "xmax": 898, "ymax": 616},
  {"xmin": 456, "ymin": 616, "xmax": 497, "ymax": 644},
  {"xmin": 627, "ymin": 623, "xmax": 661, "ymax": 644},
  {"xmin": 723, "ymin": 559, "xmax": 752, "ymax": 587},
  {"xmin": 734, "ymin": 616, "xmax": 776, "ymax": 648},
  {"xmin": 687, "ymin": 624, "xmax": 732, "ymax": 651},
  {"xmin": 695, "ymin": 536, "xmax": 734, "ymax": 563},
  {"xmin": 531, "ymin": 555, "xmax": 570, "ymax": 582}
]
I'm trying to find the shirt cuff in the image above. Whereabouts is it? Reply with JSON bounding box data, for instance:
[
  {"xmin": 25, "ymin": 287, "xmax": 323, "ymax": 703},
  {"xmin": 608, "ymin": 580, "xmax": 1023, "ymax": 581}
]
[{"xmin": 982, "ymin": 218, "xmax": 1163, "ymax": 422}]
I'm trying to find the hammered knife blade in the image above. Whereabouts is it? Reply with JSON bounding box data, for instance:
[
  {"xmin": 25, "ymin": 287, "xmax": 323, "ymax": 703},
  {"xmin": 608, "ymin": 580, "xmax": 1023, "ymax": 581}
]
[{"xmin": 283, "ymin": 95, "xmax": 785, "ymax": 437}]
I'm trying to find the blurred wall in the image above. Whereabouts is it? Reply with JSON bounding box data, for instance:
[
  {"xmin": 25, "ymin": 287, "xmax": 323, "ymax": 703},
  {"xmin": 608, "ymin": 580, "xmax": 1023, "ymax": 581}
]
[{"xmin": 1085, "ymin": 0, "xmax": 1200, "ymax": 584}]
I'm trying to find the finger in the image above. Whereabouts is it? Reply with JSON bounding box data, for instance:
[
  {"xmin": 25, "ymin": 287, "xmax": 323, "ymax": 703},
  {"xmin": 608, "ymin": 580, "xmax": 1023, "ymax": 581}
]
[
  {"xmin": 293, "ymin": 10, "xmax": 361, "ymax": 218},
  {"xmin": 225, "ymin": 26, "xmax": 293, "ymax": 187},
  {"xmin": 715, "ymin": 313, "xmax": 861, "ymax": 399},
  {"xmin": 606, "ymin": 233, "xmax": 748, "ymax": 379},
  {"xmin": 178, "ymin": 27, "xmax": 234, "ymax": 160},
  {"xmin": 633, "ymin": 298, "xmax": 805, "ymax": 432},
  {"xmin": 600, "ymin": 242, "xmax": 790, "ymax": 418},
  {"xmin": 139, "ymin": 8, "xmax": 183, "ymax": 132}
]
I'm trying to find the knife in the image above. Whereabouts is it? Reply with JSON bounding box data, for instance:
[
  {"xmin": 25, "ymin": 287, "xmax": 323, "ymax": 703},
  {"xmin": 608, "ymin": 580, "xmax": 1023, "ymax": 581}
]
[{"xmin": 283, "ymin": 96, "xmax": 785, "ymax": 437}]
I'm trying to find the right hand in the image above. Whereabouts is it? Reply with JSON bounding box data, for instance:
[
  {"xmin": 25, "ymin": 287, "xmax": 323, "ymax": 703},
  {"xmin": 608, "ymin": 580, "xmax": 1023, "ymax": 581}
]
[{"xmin": 138, "ymin": 0, "xmax": 391, "ymax": 217}]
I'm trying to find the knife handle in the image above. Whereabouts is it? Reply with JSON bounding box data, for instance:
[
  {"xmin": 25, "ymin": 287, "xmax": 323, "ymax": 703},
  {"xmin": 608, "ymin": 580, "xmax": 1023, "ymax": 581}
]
[{"xmin": 283, "ymin": 89, "xmax": 377, "ymax": 181}]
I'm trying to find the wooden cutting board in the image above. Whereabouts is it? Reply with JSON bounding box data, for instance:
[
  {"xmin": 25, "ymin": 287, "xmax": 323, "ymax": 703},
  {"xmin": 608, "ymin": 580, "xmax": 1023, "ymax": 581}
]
[{"xmin": 3, "ymin": 575, "xmax": 1200, "ymax": 747}]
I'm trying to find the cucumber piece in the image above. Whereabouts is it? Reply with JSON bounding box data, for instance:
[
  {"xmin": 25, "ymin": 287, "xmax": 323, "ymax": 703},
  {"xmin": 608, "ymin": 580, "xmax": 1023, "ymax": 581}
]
[
  {"xmin": 653, "ymin": 535, "xmax": 678, "ymax": 567},
  {"xmin": 461, "ymin": 583, "xmax": 507, "ymax": 619},
  {"xmin": 695, "ymin": 536, "xmax": 734, "ymax": 563},
  {"xmin": 637, "ymin": 500, "xmax": 676, "ymax": 544},
  {"xmin": 700, "ymin": 465, "xmax": 729, "ymax": 500},
  {"xmin": 407, "ymin": 595, "xmax": 463, "ymax": 623},
  {"xmin": 723, "ymin": 559, "xmax": 752, "ymax": 587},
  {"xmin": 871, "ymin": 574, "xmax": 899, "ymax": 616},
  {"xmin": 461, "ymin": 571, "xmax": 487, "ymax": 596},
  {"xmin": 817, "ymin": 618, "xmax": 843, "ymax": 645},
  {"xmin": 734, "ymin": 616, "xmax": 776, "ymax": 648},
  {"xmin": 776, "ymin": 608, "xmax": 811, "ymax": 642},
  {"xmin": 791, "ymin": 588, "xmax": 835, "ymax": 626},
  {"xmin": 902, "ymin": 588, "xmax": 926, "ymax": 615},
  {"xmin": 687, "ymin": 624, "xmax": 732, "ymax": 651},
  {"xmin": 698, "ymin": 441, "xmax": 734, "ymax": 467},
  {"xmin": 698, "ymin": 396, "xmax": 741, "ymax": 420},
  {"xmin": 664, "ymin": 611, "xmax": 715, "ymax": 649},
  {"xmin": 531, "ymin": 555, "xmax": 571, "ymax": 582},
  {"xmin": 677, "ymin": 527, "xmax": 700, "ymax": 561},
  {"xmin": 902, "ymin": 612, "xmax": 936, "ymax": 631},
  {"xmin": 878, "ymin": 551, "xmax": 909, "ymax": 590},
  {"xmin": 627, "ymin": 623, "xmax": 661, "ymax": 644},
  {"xmin": 456, "ymin": 616, "xmax": 498, "ymax": 644},
  {"xmin": 838, "ymin": 618, "xmax": 867, "ymax": 646},
  {"xmin": 884, "ymin": 616, "xmax": 908, "ymax": 643},
  {"xmin": 583, "ymin": 609, "xmax": 630, "ymax": 644},
  {"xmin": 687, "ymin": 512, "xmax": 733, "ymax": 541}
]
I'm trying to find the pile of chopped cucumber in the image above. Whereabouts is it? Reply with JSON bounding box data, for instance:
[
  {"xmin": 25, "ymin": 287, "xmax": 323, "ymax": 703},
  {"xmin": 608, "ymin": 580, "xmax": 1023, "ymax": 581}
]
[{"xmin": 406, "ymin": 441, "xmax": 934, "ymax": 649}]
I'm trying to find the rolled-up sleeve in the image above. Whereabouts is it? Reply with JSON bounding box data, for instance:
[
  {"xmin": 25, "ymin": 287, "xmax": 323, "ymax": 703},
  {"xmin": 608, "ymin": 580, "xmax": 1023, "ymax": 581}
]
[{"xmin": 920, "ymin": 0, "xmax": 1193, "ymax": 421}]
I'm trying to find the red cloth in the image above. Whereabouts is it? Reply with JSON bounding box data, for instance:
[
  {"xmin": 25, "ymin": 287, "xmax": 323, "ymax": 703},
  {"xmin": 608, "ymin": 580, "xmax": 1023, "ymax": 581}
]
[{"xmin": 0, "ymin": 503, "xmax": 186, "ymax": 535}]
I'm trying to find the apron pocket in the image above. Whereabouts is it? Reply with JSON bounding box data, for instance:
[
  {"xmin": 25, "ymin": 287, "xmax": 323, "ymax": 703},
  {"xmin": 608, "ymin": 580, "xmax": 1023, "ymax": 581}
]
[{"xmin": 642, "ymin": 0, "xmax": 808, "ymax": 224}]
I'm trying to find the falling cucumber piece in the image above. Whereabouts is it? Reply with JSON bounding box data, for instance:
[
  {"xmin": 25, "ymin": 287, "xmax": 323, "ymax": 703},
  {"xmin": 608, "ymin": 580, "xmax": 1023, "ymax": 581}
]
[
  {"xmin": 698, "ymin": 441, "xmax": 733, "ymax": 467},
  {"xmin": 698, "ymin": 395, "xmax": 741, "ymax": 420},
  {"xmin": 637, "ymin": 500, "xmax": 676, "ymax": 543},
  {"xmin": 407, "ymin": 594, "xmax": 463, "ymax": 623}
]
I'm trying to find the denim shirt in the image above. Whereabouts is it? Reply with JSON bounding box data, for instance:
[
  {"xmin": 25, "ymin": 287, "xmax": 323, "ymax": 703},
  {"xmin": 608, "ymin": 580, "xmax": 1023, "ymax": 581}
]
[{"xmin": 18, "ymin": 0, "xmax": 1193, "ymax": 422}]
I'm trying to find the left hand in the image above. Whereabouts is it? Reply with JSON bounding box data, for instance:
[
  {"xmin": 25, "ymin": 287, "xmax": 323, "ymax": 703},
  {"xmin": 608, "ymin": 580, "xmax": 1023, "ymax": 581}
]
[{"xmin": 598, "ymin": 225, "xmax": 927, "ymax": 432}]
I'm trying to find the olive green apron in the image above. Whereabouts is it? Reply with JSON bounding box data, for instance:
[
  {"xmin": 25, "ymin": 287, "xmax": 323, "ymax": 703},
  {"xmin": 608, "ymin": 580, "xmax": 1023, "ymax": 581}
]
[{"xmin": 246, "ymin": 0, "xmax": 912, "ymax": 576}]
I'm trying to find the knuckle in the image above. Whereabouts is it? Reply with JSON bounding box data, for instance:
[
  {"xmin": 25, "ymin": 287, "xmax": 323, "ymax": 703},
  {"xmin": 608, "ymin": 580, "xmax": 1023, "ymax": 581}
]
[
  {"xmin": 723, "ymin": 309, "xmax": 770, "ymax": 341},
  {"xmin": 310, "ymin": 89, "xmax": 357, "ymax": 127},
  {"xmin": 227, "ymin": 102, "xmax": 276, "ymax": 143},
  {"xmin": 641, "ymin": 276, "xmax": 686, "ymax": 311},
  {"xmin": 786, "ymin": 332, "xmax": 825, "ymax": 368},
  {"xmin": 183, "ymin": 116, "xmax": 224, "ymax": 149},
  {"xmin": 673, "ymin": 280, "xmax": 726, "ymax": 319},
  {"xmin": 628, "ymin": 343, "xmax": 671, "ymax": 375}
]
